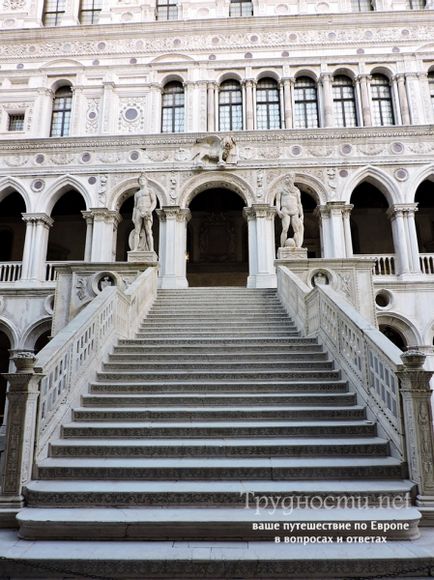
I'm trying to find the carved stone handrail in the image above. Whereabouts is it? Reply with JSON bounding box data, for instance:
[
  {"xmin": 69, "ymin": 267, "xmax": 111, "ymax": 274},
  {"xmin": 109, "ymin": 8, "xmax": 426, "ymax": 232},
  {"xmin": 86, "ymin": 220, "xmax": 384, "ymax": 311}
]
[
  {"xmin": 277, "ymin": 265, "xmax": 403, "ymax": 455},
  {"xmin": 34, "ymin": 266, "xmax": 157, "ymax": 460},
  {"xmin": 0, "ymin": 266, "xmax": 157, "ymax": 504},
  {"xmin": 277, "ymin": 264, "xmax": 434, "ymax": 512}
]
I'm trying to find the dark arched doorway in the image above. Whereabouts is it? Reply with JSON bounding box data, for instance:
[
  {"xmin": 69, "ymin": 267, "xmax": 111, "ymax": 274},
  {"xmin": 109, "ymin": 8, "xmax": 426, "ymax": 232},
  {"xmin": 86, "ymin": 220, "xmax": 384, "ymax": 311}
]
[
  {"xmin": 350, "ymin": 182, "xmax": 394, "ymax": 254},
  {"xmin": 379, "ymin": 325, "xmax": 406, "ymax": 351},
  {"xmin": 187, "ymin": 188, "xmax": 248, "ymax": 286},
  {"xmin": 47, "ymin": 191, "xmax": 87, "ymax": 261},
  {"xmin": 415, "ymin": 180, "xmax": 434, "ymax": 253},
  {"xmin": 0, "ymin": 191, "xmax": 26, "ymax": 262}
]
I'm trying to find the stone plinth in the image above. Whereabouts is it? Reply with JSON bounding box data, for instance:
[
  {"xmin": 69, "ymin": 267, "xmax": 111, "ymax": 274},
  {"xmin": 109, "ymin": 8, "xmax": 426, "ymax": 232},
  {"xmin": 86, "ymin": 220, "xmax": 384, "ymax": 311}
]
[
  {"xmin": 277, "ymin": 247, "xmax": 308, "ymax": 260},
  {"xmin": 127, "ymin": 251, "xmax": 158, "ymax": 263}
]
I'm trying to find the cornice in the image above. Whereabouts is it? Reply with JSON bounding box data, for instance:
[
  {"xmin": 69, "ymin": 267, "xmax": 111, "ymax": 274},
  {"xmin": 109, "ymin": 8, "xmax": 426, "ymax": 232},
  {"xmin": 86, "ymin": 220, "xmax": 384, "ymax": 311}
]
[
  {"xmin": 0, "ymin": 126, "xmax": 433, "ymax": 152},
  {"xmin": 0, "ymin": 13, "xmax": 434, "ymax": 61}
]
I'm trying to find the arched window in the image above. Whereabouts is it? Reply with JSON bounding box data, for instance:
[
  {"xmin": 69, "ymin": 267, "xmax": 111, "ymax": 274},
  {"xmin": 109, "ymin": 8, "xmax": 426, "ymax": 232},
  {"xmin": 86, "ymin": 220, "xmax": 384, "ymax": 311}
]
[
  {"xmin": 351, "ymin": 0, "xmax": 373, "ymax": 10},
  {"xmin": 428, "ymin": 72, "xmax": 434, "ymax": 113},
  {"xmin": 256, "ymin": 78, "xmax": 281, "ymax": 130},
  {"xmin": 161, "ymin": 81, "xmax": 184, "ymax": 133},
  {"xmin": 219, "ymin": 80, "xmax": 243, "ymax": 131},
  {"xmin": 79, "ymin": 0, "xmax": 102, "ymax": 23},
  {"xmin": 294, "ymin": 77, "xmax": 319, "ymax": 129},
  {"xmin": 230, "ymin": 0, "xmax": 253, "ymax": 17},
  {"xmin": 371, "ymin": 74, "xmax": 395, "ymax": 126},
  {"xmin": 42, "ymin": 0, "xmax": 65, "ymax": 25},
  {"xmin": 156, "ymin": 0, "xmax": 178, "ymax": 20},
  {"xmin": 332, "ymin": 75, "xmax": 358, "ymax": 127},
  {"xmin": 50, "ymin": 86, "xmax": 72, "ymax": 137}
]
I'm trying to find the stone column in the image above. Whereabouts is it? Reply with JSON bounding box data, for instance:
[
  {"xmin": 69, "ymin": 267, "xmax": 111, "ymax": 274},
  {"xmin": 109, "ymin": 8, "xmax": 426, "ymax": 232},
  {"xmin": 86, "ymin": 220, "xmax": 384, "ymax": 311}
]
[
  {"xmin": 397, "ymin": 351, "xmax": 434, "ymax": 509},
  {"xmin": 342, "ymin": 204, "xmax": 354, "ymax": 258},
  {"xmin": 0, "ymin": 353, "xmax": 43, "ymax": 506},
  {"xmin": 387, "ymin": 204, "xmax": 421, "ymax": 275},
  {"xmin": 82, "ymin": 212, "xmax": 94, "ymax": 262},
  {"xmin": 21, "ymin": 213, "xmax": 53, "ymax": 282},
  {"xmin": 395, "ymin": 74, "xmax": 411, "ymax": 126},
  {"xmin": 244, "ymin": 79, "xmax": 255, "ymax": 130},
  {"xmin": 207, "ymin": 82, "xmax": 217, "ymax": 132},
  {"xmin": 387, "ymin": 205, "xmax": 410, "ymax": 274},
  {"xmin": 157, "ymin": 207, "xmax": 191, "ymax": 289},
  {"xmin": 320, "ymin": 73, "xmax": 334, "ymax": 127},
  {"xmin": 316, "ymin": 202, "xmax": 349, "ymax": 259},
  {"xmin": 32, "ymin": 88, "xmax": 54, "ymax": 137},
  {"xmin": 243, "ymin": 205, "xmax": 277, "ymax": 288},
  {"xmin": 356, "ymin": 74, "xmax": 372, "ymax": 127},
  {"xmin": 82, "ymin": 209, "xmax": 121, "ymax": 262},
  {"xmin": 282, "ymin": 77, "xmax": 294, "ymax": 129},
  {"xmin": 414, "ymin": 72, "xmax": 434, "ymax": 125}
]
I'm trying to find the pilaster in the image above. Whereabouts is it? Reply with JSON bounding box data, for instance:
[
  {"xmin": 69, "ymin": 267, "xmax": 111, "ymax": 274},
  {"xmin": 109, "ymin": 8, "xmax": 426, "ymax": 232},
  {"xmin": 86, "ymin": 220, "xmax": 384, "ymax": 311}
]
[
  {"xmin": 243, "ymin": 204, "xmax": 277, "ymax": 288},
  {"xmin": 157, "ymin": 207, "xmax": 191, "ymax": 289}
]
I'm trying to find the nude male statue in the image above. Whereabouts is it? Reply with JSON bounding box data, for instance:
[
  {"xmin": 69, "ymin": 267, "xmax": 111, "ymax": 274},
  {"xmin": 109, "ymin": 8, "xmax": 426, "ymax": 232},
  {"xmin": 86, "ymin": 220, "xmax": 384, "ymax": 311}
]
[
  {"xmin": 275, "ymin": 175, "xmax": 304, "ymax": 248},
  {"xmin": 130, "ymin": 174, "xmax": 157, "ymax": 252}
]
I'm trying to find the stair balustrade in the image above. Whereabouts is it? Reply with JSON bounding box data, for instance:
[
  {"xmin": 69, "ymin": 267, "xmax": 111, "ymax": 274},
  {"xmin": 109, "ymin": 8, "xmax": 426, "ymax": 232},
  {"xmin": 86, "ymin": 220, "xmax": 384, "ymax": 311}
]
[
  {"xmin": 0, "ymin": 266, "xmax": 158, "ymax": 504},
  {"xmin": 277, "ymin": 265, "xmax": 434, "ymax": 513}
]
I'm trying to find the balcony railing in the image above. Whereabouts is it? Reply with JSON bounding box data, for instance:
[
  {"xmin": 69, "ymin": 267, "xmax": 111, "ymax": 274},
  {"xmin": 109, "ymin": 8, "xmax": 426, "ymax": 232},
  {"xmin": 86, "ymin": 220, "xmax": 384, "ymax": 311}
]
[
  {"xmin": 420, "ymin": 254, "xmax": 434, "ymax": 275},
  {"xmin": 358, "ymin": 254, "xmax": 396, "ymax": 275},
  {"xmin": 0, "ymin": 262, "xmax": 22, "ymax": 282}
]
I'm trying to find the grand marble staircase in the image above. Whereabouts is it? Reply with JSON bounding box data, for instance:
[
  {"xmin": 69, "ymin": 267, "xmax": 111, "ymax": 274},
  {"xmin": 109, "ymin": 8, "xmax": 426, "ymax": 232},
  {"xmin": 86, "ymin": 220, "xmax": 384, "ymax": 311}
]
[{"xmin": 13, "ymin": 288, "xmax": 430, "ymax": 578}]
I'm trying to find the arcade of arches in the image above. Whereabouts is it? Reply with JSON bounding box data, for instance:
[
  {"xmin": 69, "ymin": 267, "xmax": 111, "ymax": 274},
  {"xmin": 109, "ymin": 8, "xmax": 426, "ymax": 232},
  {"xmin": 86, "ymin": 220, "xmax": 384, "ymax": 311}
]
[{"xmin": 0, "ymin": 177, "xmax": 434, "ymax": 369}]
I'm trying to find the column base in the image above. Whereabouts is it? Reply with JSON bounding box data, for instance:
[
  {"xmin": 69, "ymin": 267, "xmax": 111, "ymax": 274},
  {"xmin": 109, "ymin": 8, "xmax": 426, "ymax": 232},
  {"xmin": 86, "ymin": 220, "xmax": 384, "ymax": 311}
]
[
  {"xmin": 158, "ymin": 275, "xmax": 189, "ymax": 289},
  {"xmin": 277, "ymin": 247, "xmax": 308, "ymax": 260},
  {"xmin": 247, "ymin": 273, "xmax": 277, "ymax": 289},
  {"xmin": 127, "ymin": 251, "xmax": 158, "ymax": 263}
]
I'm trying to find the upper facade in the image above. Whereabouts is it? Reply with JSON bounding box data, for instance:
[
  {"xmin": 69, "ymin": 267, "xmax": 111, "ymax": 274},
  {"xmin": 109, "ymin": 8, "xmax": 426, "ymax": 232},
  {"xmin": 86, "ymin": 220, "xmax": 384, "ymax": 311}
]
[{"xmin": 1, "ymin": 0, "xmax": 434, "ymax": 139}]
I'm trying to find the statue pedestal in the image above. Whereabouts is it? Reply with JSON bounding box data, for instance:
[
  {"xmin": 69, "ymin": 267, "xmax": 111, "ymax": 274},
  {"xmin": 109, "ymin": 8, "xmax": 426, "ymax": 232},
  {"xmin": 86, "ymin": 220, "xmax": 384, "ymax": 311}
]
[
  {"xmin": 277, "ymin": 247, "xmax": 308, "ymax": 260},
  {"xmin": 127, "ymin": 251, "xmax": 158, "ymax": 263}
]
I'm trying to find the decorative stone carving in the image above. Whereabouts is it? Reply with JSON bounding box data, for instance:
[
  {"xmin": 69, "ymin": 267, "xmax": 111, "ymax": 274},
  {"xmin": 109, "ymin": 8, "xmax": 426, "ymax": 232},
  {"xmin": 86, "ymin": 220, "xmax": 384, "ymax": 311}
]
[{"xmin": 192, "ymin": 135, "xmax": 238, "ymax": 168}]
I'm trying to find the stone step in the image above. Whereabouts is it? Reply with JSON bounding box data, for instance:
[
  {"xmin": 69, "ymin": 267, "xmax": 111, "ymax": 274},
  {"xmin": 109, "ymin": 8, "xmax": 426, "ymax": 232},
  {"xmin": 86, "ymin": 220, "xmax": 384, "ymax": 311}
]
[
  {"xmin": 96, "ymin": 369, "xmax": 341, "ymax": 382},
  {"xmin": 107, "ymin": 351, "xmax": 329, "ymax": 363},
  {"xmin": 61, "ymin": 420, "xmax": 377, "ymax": 439},
  {"xmin": 112, "ymin": 344, "xmax": 324, "ymax": 355},
  {"xmin": 4, "ymin": 534, "xmax": 433, "ymax": 579},
  {"xmin": 23, "ymin": 479, "xmax": 417, "ymax": 508},
  {"xmin": 101, "ymin": 360, "xmax": 335, "ymax": 372},
  {"xmin": 145, "ymin": 313, "xmax": 289, "ymax": 319},
  {"xmin": 138, "ymin": 321, "xmax": 299, "ymax": 330},
  {"xmin": 35, "ymin": 456, "xmax": 405, "ymax": 480},
  {"xmin": 133, "ymin": 331, "xmax": 301, "ymax": 338},
  {"xmin": 118, "ymin": 337, "xmax": 318, "ymax": 346},
  {"xmin": 71, "ymin": 405, "xmax": 365, "ymax": 422},
  {"xmin": 49, "ymin": 436, "xmax": 389, "ymax": 458},
  {"xmin": 17, "ymin": 507, "xmax": 421, "ymax": 541},
  {"xmin": 81, "ymin": 392, "xmax": 356, "ymax": 407},
  {"xmin": 90, "ymin": 379, "xmax": 349, "ymax": 394}
]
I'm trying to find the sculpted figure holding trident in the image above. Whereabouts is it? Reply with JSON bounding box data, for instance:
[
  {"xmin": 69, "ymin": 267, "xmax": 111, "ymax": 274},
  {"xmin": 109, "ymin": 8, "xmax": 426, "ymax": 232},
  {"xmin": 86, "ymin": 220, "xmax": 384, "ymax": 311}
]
[
  {"xmin": 275, "ymin": 174, "xmax": 304, "ymax": 248},
  {"xmin": 130, "ymin": 173, "xmax": 157, "ymax": 252}
]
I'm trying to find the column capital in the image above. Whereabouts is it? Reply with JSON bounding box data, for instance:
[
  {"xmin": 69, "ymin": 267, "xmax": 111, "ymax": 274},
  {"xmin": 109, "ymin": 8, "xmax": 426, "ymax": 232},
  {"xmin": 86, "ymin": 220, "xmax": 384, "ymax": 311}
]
[
  {"xmin": 37, "ymin": 87, "xmax": 54, "ymax": 98},
  {"xmin": 242, "ymin": 78, "xmax": 256, "ymax": 88},
  {"xmin": 393, "ymin": 73, "xmax": 406, "ymax": 83},
  {"xmin": 281, "ymin": 76, "xmax": 295, "ymax": 86},
  {"xmin": 157, "ymin": 206, "xmax": 191, "ymax": 223},
  {"xmin": 387, "ymin": 203, "xmax": 418, "ymax": 218},
  {"xmin": 82, "ymin": 208, "xmax": 122, "ymax": 224},
  {"xmin": 319, "ymin": 72, "xmax": 333, "ymax": 84},
  {"xmin": 316, "ymin": 202, "xmax": 352, "ymax": 217},
  {"xmin": 356, "ymin": 73, "xmax": 372, "ymax": 83},
  {"xmin": 21, "ymin": 212, "xmax": 53, "ymax": 227},
  {"xmin": 243, "ymin": 204, "xmax": 276, "ymax": 220},
  {"xmin": 207, "ymin": 81, "xmax": 218, "ymax": 90}
]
